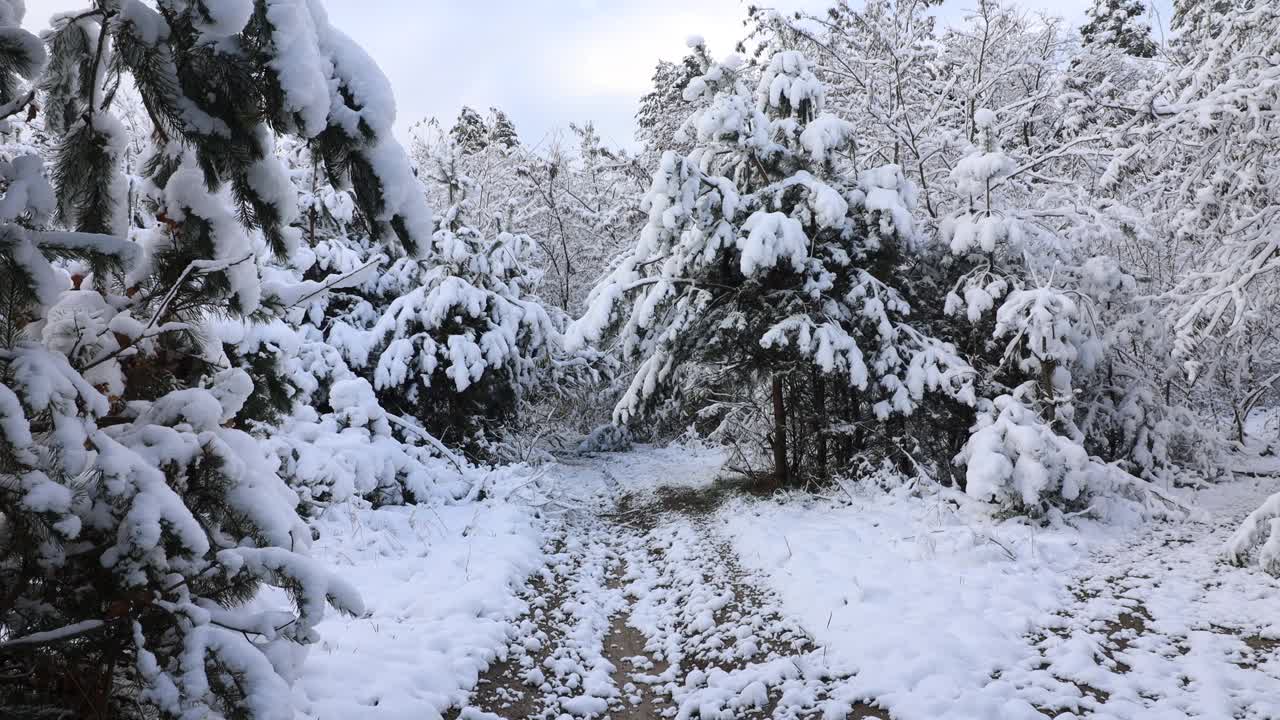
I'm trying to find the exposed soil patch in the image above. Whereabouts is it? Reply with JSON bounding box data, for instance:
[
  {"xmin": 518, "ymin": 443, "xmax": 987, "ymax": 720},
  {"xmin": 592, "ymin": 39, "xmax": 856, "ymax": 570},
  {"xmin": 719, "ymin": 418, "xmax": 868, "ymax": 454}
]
[
  {"xmin": 1209, "ymin": 624, "xmax": 1280, "ymax": 668},
  {"xmin": 602, "ymin": 563, "xmax": 672, "ymax": 718},
  {"xmin": 1100, "ymin": 605, "xmax": 1152, "ymax": 674},
  {"xmin": 606, "ymin": 474, "xmax": 764, "ymax": 530}
]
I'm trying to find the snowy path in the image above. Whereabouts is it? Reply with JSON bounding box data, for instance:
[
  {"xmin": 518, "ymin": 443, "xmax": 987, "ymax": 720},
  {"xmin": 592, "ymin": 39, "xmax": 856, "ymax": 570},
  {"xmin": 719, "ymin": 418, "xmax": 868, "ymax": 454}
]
[
  {"xmin": 447, "ymin": 450, "xmax": 1280, "ymax": 720},
  {"xmin": 448, "ymin": 451, "xmax": 887, "ymax": 719},
  {"xmin": 723, "ymin": 474, "xmax": 1280, "ymax": 720},
  {"xmin": 299, "ymin": 446, "xmax": 1280, "ymax": 720},
  {"xmin": 1031, "ymin": 478, "xmax": 1280, "ymax": 719}
]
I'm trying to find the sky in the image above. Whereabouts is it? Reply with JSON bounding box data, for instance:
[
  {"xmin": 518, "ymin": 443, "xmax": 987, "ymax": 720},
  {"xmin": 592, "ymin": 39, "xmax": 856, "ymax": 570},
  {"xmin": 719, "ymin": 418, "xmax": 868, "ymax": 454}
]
[{"xmin": 19, "ymin": 0, "xmax": 1175, "ymax": 150}]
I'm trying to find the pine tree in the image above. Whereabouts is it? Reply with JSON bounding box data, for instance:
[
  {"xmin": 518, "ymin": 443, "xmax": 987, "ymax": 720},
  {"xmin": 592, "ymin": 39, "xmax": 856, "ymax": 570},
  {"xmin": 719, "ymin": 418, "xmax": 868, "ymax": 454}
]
[
  {"xmin": 570, "ymin": 48, "xmax": 974, "ymax": 485},
  {"xmin": 634, "ymin": 39, "xmax": 707, "ymax": 165},
  {"xmin": 358, "ymin": 137, "xmax": 555, "ymax": 460},
  {"xmin": 487, "ymin": 107, "xmax": 519, "ymax": 149},
  {"xmin": 451, "ymin": 105, "xmax": 489, "ymax": 154},
  {"xmin": 227, "ymin": 135, "xmax": 471, "ymax": 510},
  {"xmin": 936, "ymin": 105, "xmax": 1199, "ymax": 514},
  {"xmin": 1171, "ymin": 0, "xmax": 1233, "ymax": 36},
  {"xmin": 1081, "ymin": 0, "xmax": 1158, "ymax": 57},
  {"xmin": 0, "ymin": 1, "xmax": 434, "ymax": 716}
]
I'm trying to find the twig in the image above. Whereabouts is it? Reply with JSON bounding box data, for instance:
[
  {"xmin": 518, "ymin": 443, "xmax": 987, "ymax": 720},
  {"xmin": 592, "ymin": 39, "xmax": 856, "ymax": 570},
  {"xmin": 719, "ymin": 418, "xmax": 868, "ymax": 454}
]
[
  {"xmin": 0, "ymin": 90, "xmax": 35, "ymax": 122},
  {"xmin": 283, "ymin": 258, "xmax": 381, "ymax": 310},
  {"xmin": 82, "ymin": 254, "xmax": 253, "ymax": 371},
  {"xmin": 386, "ymin": 414, "xmax": 466, "ymax": 473},
  {"xmin": 0, "ymin": 619, "xmax": 110, "ymax": 653},
  {"xmin": 982, "ymin": 534, "xmax": 1017, "ymax": 561}
]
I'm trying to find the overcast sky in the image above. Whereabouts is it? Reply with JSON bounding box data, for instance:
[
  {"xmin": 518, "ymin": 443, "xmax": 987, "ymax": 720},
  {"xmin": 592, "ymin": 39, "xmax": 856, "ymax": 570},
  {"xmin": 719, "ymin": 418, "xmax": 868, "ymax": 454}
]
[{"xmin": 20, "ymin": 0, "xmax": 1175, "ymax": 150}]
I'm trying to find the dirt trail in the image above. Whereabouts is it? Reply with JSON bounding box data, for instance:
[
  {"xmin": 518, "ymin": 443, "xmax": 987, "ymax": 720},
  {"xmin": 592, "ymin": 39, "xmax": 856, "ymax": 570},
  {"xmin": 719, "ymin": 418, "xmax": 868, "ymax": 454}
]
[
  {"xmin": 448, "ymin": 469, "xmax": 889, "ymax": 720},
  {"xmin": 1025, "ymin": 489, "xmax": 1280, "ymax": 718},
  {"xmin": 449, "ymin": 457, "xmax": 1280, "ymax": 719}
]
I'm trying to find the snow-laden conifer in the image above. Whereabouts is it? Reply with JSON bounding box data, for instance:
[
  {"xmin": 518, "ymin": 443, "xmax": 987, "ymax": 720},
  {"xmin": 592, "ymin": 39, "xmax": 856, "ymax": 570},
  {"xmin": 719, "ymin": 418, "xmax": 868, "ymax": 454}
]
[
  {"xmin": 0, "ymin": 1, "xmax": 434, "ymax": 716},
  {"xmin": 344, "ymin": 136, "xmax": 555, "ymax": 459},
  {"xmin": 570, "ymin": 47, "xmax": 974, "ymax": 484}
]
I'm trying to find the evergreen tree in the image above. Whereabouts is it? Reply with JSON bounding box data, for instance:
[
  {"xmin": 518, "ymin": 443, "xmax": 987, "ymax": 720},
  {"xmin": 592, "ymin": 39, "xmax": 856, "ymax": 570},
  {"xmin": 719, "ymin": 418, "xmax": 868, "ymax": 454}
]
[
  {"xmin": 570, "ymin": 48, "xmax": 973, "ymax": 485},
  {"xmin": 0, "ymin": 1, "xmax": 433, "ymax": 716},
  {"xmin": 487, "ymin": 107, "xmax": 519, "ymax": 149},
  {"xmin": 940, "ymin": 108, "xmax": 1200, "ymax": 514},
  {"xmin": 634, "ymin": 39, "xmax": 707, "ymax": 165},
  {"xmin": 1081, "ymin": 0, "xmax": 1157, "ymax": 57},
  {"xmin": 231, "ymin": 136, "xmax": 470, "ymax": 509},
  {"xmin": 685, "ymin": 0, "xmax": 1268, "ymax": 560},
  {"xmin": 451, "ymin": 105, "xmax": 489, "ymax": 154},
  {"xmin": 353, "ymin": 137, "xmax": 555, "ymax": 460},
  {"xmin": 1171, "ymin": 0, "xmax": 1234, "ymax": 36}
]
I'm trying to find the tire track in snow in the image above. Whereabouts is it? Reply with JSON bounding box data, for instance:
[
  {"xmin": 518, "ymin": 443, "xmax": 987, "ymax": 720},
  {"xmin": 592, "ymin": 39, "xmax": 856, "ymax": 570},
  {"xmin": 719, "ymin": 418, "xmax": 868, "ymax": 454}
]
[
  {"xmin": 449, "ymin": 461, "xmax": 890, "ymax": 719},
  {"xmin": 1029, "ymin": 479, "xmax": 1280, "ymax": 719},
  {"xmin": 447, "ymin": 514, "xmax": 626, "ymax": 719},
  {"xmin": 613, "ymin": 485, "xmax": 887, "ymax": 719}
]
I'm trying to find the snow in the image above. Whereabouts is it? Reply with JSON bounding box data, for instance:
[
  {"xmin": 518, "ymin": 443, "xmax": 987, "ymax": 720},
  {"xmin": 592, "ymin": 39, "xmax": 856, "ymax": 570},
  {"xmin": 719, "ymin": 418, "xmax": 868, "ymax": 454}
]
[
  {"xmin": 859, "ymin": 165, "xmax": 916, "ymax": 240},
  {"xmin": 162, "ymin": 157, "xmax": 263, "ymax": 313},
  {"xmin": 0, "ymin": 0, "xmax": 24, "ymax": 26},
  {"xmin": 951, "ymin": 150, "xmax": 1014, "ymax": 198},
  {"xmin": 0, "ymin": 618, "xmax": 106, "ymax": 648},
  {"xmin": 1227, "ymin": 490, "xmax": 1280, "ymax": 575},
  {"xmin": 585, "ymin": 441, "xmax": 728, "ymax": 497},
  {"xmin": 737, "ymin": 211, "xmax": 808, "ymax": 276},
  {"xmin": 798, "ymin": 115, "xmax": 854, "ymax": 163},
  {"xmin": 722, "ymin": 480, "xmax": 1075, "ymax": 718},
  {"xmin": 427, "ymin": 445, "xmax": 1280, "ymax": 720},
  {"xmin": 0, "ymin": 0, "xmax": 45, "ymax": 80},
  {"xmin": 262, "ymin": 0, "xmax": 331, "ymax": 137},
  {"xmin": 7, "ymin": 3, "xmax": 1280, "ymax": 718},
  {"xmin": 192, "ymin": 0, "xmax": 253, "ymax": 40},
  {"xmin": 0, "ymin": 382, "xmax": 33, "ymax": 462},
  {"xmin": 306, "ymin": 0, "xmax": 397, "ymax": 138},
  {"xmin": 292, "ymin": 475, "xmax": 545, "ymax": 719},
  {"xmin": 757, "ymin": 51, "xmax": 826, "ymax": 119},
  {"xmin": 995, "ymin": 287, "xmax": 1083, "ymax": 370},
  {"xmin": 247, "ymin": 129, "xmax": 303, "ymax": 252},
  {"xmin": 117, "ymin": 0, "xmax": 168, "ymax": 45},
  {"xmin": 720, "ymin": 470, "xmax": 1280, "ymax": 720},
  {"xmin": 760, "ymin": 315, "xmax": 870, "ymax": 387},
  {"xmin": 0, "ymin": 155, "xmax": 53, "ymax": 223},
  {"xmin": 358, "ymin": 226, "xmax": 554, "ymax": 406},
  {"xmin": 362, "ymin": 136, "xmax": 436, "ymax": 254}
]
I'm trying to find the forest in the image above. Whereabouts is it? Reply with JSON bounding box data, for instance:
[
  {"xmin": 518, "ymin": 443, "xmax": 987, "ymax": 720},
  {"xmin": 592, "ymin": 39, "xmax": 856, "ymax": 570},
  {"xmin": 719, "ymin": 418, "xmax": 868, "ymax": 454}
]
[{"xmin": 2, "ymin": 0, "xmax": 1280, "ymax": 718}]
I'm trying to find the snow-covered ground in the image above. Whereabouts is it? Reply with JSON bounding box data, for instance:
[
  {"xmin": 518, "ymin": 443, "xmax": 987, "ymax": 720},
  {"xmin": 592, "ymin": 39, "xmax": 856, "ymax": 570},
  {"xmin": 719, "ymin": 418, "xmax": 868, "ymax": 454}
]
[
  {"xmin": 1040, "ymin": 478, "xmax": 1280, "ymax": 719},
  {"xmin": 289, "ymin": 444, "xmax": 1280, "ymax": 719},
  {"xmin": 720, "ymin": 475, "xmax": 1280, "ymax": 719},
  {"xmin": 292, "ymin": 479, "xmax": 546, "ymax": 719},
  {"xmin": 721, "ymin": 479, "xmax": 1083, "ymax": 719}
]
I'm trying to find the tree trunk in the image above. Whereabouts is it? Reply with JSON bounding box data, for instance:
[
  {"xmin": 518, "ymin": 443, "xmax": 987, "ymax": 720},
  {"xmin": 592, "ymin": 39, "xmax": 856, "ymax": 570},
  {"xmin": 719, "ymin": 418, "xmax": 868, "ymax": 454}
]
[
  {"xmin": 772, "ymin": 373, "xmax": 788, "ymax": 487},
  {"xmin": 851, "ymin": 388, "xmax": 865, "ymax": 455},
  {"xmin": 813, "ymin": 369, "xmax": 827, "ymax": 480},
  {"xmin": 1040, "ymin": 358, "xmax": 1058, "ymax": 427}
]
